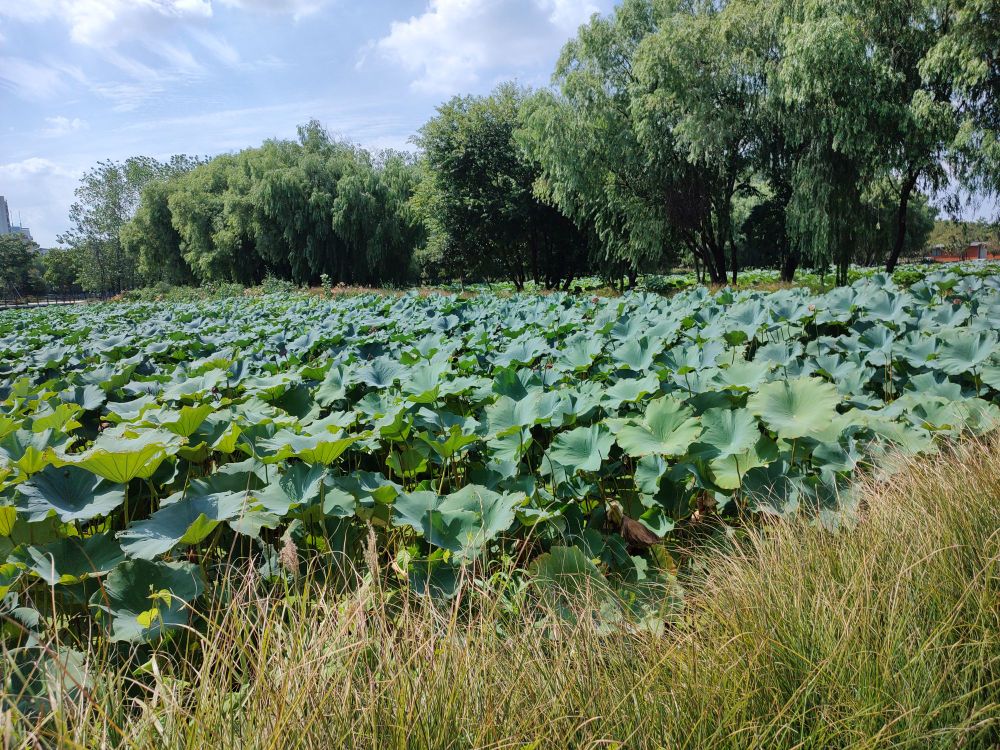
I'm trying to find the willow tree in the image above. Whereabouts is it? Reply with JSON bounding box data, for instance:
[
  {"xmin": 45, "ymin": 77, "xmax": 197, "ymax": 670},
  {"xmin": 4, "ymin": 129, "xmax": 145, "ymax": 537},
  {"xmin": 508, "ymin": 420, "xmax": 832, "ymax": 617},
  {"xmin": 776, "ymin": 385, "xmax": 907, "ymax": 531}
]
[
  {"xmin": 767, "ymin": 0, "xmax": 965, "ymax": 279},
  {"xmin": 122, "ymin": 179, "xmax": 194, "ymax": 285},
  {"xmin": 332, "ymin": 150, "xmax": 424, "ymax": 285},
  {"xmin": 517, "ymin": 0, "xmax": 668, "ymax": 285},
  {"xmin": 922, "ymin": 0, "xmax": 1000, "ymax": 212},
  {"xmin": 61, "ymin": 155, "xmax": 199, "ymax": 292},
  {"xmin": 632, "ymin": 0, "xmax": 773, "ymax": 284}
]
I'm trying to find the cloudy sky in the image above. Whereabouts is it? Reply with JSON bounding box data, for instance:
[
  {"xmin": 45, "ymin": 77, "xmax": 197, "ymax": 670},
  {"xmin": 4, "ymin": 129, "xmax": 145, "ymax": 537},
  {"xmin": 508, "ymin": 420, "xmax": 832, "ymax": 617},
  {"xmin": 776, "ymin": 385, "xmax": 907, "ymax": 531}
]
[{"xmin": 0, "ymin": 0, "xmax": 613, "ymax": 245}]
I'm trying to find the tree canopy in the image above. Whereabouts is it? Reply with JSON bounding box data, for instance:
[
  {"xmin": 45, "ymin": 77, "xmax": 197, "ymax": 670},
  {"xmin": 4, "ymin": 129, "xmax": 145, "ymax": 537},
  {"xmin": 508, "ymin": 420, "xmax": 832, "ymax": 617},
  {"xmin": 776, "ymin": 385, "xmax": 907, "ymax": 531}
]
[
  {"xmin": 49, "ymin": 0, "xmax": 1000, "ymax": 293},
  {"xmin": 416, "ymin": 83, "xmax": 589, "ymax": 289}
]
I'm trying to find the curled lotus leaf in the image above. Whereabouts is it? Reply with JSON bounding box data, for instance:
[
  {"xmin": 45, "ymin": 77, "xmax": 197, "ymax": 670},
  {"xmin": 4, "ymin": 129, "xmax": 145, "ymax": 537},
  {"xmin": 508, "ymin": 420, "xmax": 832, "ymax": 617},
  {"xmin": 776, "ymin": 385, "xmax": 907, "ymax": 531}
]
[{"xmin": 89, "ymin": 559, "xmax": 205, "ymax": 643}]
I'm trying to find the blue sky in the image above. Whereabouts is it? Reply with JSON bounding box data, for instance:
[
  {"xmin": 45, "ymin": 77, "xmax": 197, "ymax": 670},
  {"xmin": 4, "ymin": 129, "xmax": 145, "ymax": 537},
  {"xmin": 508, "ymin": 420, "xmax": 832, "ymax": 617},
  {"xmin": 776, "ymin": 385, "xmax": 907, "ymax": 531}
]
[{"xmin": 0, "ymin": 0, "xmax": 613, "ymax": 245}]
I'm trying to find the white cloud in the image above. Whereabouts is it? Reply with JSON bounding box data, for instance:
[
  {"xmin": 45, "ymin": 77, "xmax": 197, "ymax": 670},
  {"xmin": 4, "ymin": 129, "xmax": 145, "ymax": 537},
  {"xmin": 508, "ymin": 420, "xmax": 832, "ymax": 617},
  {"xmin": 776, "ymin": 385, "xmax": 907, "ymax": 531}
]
[
  {"xmin": 42, "ymin": 116, "xmax": 88, "ymax": 137},
  {"xmin": 0, "ymin": 157, "xmax": 81, "ymax": 245},
  {"xmin": 0, "ymin": 157, "xmax": 76, "ymax": 180},
  {"xmin": 0, "ymin": 0, "xmax": 329, "ymax": 46},
  {"xmin": 0, "ymin": 1, "xmax": 60, "ymax": 23},
  {"xmin": 0, "ymin": 1, "xmax": 214, "ymax": 47},
  {"xmin": 191, "ymin": 29, "xmax": 241, "ymax": 66},
  {"xmin": 373, "ymin": 0, "xmax": 604, "ymax": 94},
  {"xmin": 0, "ymin": 57, "xmax": 68, "ymax": 100},
  {"xmin": 217, "ymin": 0, "xmax": 328, "ymax": 19}
]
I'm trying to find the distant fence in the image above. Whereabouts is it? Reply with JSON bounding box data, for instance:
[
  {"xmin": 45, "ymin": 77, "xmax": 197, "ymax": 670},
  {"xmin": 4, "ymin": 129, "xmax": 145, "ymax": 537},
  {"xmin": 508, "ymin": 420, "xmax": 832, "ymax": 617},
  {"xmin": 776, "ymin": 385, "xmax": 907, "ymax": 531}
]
[{"xmin": 0, "ymin": 291, "xmax": 112, "ymax": 310}]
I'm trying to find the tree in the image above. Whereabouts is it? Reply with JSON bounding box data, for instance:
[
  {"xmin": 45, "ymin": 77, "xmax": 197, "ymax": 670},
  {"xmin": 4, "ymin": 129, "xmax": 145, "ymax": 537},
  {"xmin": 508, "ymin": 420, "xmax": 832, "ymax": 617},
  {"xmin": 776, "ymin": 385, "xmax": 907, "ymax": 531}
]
[
  {"xmin": 125, "ymin": 122, "xmax": 424, "ymax": 287},
  {"xmin": 922, "ymin": 0, "xmax": 1000, "ymax": 206},
  {"xmin": 857, "ymin": 190, "xmax": 938, "ymax": 265},
  {"xmin": 764, "ymin": 0, "xmax": 959, "ymax": 278},
  {"xmin": 41, "ymin": 247, "xmax": 81, "ymax": 294},
  {"xmin": 121, "ymin": 180, "xmax": 194, "ymax": 286},
  {"xmin": 0, "ymin": 234, "xmax": 44, "ymax": 296},
  {"xmin": 518, "ymin": 0, "xmax": 668, "ymax": 285},
  {"xmin": 632, "ymin": 0, "xmax": 771, "ymax": 284},
  {"xmin": 521, "ymin": 0, "xmax": 771, "ymax": 285},
  {"xmin": 332, "ymin": 150, "xmax": 424, "ymax": 285},
  {"xmin": 60, "ymin": 155, "xmax": 201, "ymax": 292},
  {"xmin": 417, "ymin": 83, "xmax": 589, "ymax": 289}
]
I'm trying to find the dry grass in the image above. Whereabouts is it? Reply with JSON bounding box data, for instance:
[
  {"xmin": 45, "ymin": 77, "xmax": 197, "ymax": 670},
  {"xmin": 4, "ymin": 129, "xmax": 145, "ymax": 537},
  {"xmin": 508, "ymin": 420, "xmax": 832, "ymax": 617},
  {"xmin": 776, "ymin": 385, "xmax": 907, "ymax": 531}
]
[{"xmin": 3, "ymin": 440, "xmax": 999, "ymax": 749}]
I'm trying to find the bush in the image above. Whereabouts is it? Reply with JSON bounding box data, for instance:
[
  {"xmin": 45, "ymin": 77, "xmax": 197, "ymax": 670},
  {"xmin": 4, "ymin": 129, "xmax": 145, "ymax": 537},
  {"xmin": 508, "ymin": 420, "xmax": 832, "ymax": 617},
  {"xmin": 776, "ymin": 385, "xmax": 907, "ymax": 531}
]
[
  {"xmin": 118, "ymin": 282, "xmax": 245, "ymax": 303},
  {"xmin": 260, "ymin": 275, "xmax": 298, "ymax": 295}
]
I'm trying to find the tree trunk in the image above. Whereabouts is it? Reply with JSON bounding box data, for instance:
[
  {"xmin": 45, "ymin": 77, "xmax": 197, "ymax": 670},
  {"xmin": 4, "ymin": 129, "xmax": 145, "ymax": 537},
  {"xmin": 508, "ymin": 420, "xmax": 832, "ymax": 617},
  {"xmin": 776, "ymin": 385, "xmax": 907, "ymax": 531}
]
[
  {"xmin": 885, "ymin": 171, "xmax": 919, "ymax": 273},
  {"xmin": 780, "ymin": 248, "xmax": 800, "ymax": 283},
  {"xmin": 706, "ymin": 244, "xmax": 727, "ymax": 284},
  {"xmin": 730, "ymin": 239, "xmax": 739, "ymax": 286}
]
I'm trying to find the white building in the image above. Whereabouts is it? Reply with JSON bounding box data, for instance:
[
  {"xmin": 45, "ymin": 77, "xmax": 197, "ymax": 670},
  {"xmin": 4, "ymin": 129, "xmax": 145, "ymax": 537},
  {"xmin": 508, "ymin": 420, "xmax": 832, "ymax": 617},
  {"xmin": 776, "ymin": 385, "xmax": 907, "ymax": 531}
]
[{"xmin": 0, "ymin": 196, "xmax": 33, "ymax": 241}]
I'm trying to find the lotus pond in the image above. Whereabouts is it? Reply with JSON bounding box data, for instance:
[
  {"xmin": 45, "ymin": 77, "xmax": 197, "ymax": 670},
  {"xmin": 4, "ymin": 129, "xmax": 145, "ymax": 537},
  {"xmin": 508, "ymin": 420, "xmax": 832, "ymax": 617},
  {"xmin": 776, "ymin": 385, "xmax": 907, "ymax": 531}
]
[{"xmin": 2, "ymin": 270, "xmax": 1000, "ymax": 660}]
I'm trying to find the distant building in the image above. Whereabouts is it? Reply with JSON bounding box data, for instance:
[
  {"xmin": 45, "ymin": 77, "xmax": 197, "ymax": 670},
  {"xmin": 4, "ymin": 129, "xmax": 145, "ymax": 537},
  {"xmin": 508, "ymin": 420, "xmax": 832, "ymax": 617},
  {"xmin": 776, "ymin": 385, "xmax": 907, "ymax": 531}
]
[
  {"xmin": 0, "ymin": 196, "xmax": 33, "ymax": 241},
  {"xmin": 926, "ymin": 240, "xmax": 1000, "ymax": 263}
]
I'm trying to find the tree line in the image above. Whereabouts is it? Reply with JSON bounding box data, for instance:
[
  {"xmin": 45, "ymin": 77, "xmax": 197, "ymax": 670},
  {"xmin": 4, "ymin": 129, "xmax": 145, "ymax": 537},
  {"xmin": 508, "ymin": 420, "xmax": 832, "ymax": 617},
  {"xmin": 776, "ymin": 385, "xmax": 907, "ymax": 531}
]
[{"xmin": 28, "ymin": 0, "xmax": 1000, "ymax": 293}]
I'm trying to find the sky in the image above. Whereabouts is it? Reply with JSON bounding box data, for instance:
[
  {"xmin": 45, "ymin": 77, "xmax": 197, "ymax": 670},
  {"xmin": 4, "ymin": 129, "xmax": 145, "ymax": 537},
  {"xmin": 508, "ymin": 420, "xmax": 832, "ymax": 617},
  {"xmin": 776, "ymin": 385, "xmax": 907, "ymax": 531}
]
[{"xmin": 0, "ymin": 0, "xmax": 614, "ymax": 246}]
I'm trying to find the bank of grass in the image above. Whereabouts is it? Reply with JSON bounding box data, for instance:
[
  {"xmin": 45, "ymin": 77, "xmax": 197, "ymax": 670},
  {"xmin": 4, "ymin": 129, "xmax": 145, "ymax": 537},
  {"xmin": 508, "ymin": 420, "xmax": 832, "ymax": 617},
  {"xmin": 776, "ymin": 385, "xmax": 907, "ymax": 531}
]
[{"xmin": 4, "ymin": 440, "xmax": 999, "ymax": 749}]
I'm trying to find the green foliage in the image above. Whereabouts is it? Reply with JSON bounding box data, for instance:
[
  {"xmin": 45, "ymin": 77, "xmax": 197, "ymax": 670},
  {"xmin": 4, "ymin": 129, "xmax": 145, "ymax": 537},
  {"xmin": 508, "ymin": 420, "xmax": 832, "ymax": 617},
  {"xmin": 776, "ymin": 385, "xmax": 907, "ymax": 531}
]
[
  {"xmin": 0, "ymin": 234, "xmax": 44, "ymax": 296},
  {"xmin": 517, "ymin": 0, "xmax": 666, "ymax": 282},
  {"xmin": 61, "ymin": 155, "xmax": 202, "ymax": 293},
  {"xmin": 416, "ymin": 83, "xmax": 588, "ymax": 289},
  {"xmin": 1, "ymin": 269, "xmax": 999, "ymax": 656},
  {"xmin": 5, "ymin": 441, "xmax": 1000, "ymax": 748},
  {"xmin": 39, "ymin": 248, "xmax": 80, "ymax": 294},
  {"xmin": 124, "ymin": 123, "xmax": 424, "ymax": 288}
]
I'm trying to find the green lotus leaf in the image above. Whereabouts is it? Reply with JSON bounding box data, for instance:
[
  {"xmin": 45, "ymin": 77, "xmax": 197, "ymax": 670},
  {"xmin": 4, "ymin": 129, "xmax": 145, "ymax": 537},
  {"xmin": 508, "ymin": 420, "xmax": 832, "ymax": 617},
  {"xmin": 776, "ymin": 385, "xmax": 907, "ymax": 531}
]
[
  {"xmin": 256, "ymin": 429, "xmax": 360, "ymax": 465},
  {"xmin": 314, "ymin": 365, "xmax": 348, "ymax": 406},
  {"xmin": 546, "ymin": 424, "xmax": 614, "ymax": 474},
  {"xmin": 15, "ymin": 464, "xmax": 126, "ymax": 522},
  {"xmin": 392, "ymin": 484, "xmax": 525, "ymax": 560},
  {"xmin": 748, "ymin": 377, "xmax": 840, "ymax": 440},
  {"xmin": 386, "ymin": 446, "xmax": 429, "ymax": 478},
  {"xmin": 355, "ymin": 357, "xmax": 404, "ymax": 389},
  {"xmin": 417, "ymin": 425, "xmax": 479, "ymax": 460},
  {"xmin": 613, "ymin": 398, "xmax": 702, "ymax": 458},
  {"xmin": 162, "ymin": 370, "xmax": 226, "ymax": 401},
  {"xmin": 145, "ymin": 404, "xmax": 215, "ymax": 438},
  {"xmin": 105, "ymin": 394, "xmax": 157, "ymax": 422},
  {"xmin": 29, "ymin": 403, "xmax": 83, "ymax": 434},
  {"xmin": 118, "ymin": 490, "xmax": 256, "ymax": 559},
  {"xmin": 936, "ymin": 331, "xmax": 999, "ymax": 376},
  {"xmin": 89, "ymin": 559, "xmax": 205, "ymax": 643},
  {"xmin": 0, "ymin": 506, "xmax": 16, "ymax": 536},
  {"xmin": 484, "ymin": 393, "xmax": 542, "ymax": 438},
  {"xmin": 402, "ymin": 361, "xmax": 450, "ymax": 403},
  {"xmin": 55, "ymin": 430, "xmax": 180, "ymax": 483},
  {"xmin": 0, "ymin": 429, "xmax": 60, "ymax": 475},
  {"xmin": 691, "ymin": 408, "xmax": 760, "ymax": 460},
  {"xmin": 59, "ymin": 384, "xmax": 106, "ymax": 412},
  {"xmin": 12, "ymin": 533, "xmax": 124, "ymax": 585},
  {"xmin": 327, "ymin": 471, "xmax": 401, "ymax": 506},
  {"xmin": 705, "ymin": 435, "xmax": 778, "ymax": 490},
  {"xmin": 249, "ymin": 462, "xmax": 326, "ymax": 516},
  {"xmin": 529, "ymin": 545, "xmax": 614, "ymax": 618},
  {"xmin": 601, "ymin": 374, "xmax": 661, "ymax": 409}
]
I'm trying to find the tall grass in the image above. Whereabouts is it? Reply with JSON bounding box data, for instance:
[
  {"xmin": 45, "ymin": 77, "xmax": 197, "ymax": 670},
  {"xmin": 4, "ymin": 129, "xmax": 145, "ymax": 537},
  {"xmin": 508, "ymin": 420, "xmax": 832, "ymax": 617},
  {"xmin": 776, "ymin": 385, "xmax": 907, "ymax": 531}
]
[{"xmin": 3, "ymin": 441, "xmax": 999, "ymax": 749}]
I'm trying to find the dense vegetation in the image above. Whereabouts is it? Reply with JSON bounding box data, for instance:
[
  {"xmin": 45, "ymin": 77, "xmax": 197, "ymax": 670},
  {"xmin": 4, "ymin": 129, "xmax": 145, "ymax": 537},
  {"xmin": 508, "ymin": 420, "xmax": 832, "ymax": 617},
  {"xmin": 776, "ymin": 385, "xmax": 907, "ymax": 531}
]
[
  {"xmin": 1, "ymin": 267, "xmax": 998, "ymax": 669},
  {"xmin": 15, "ymin": 443, "xmax": 1000, "ymax": 747},
  {"xmin": 3, "ymin": 276, "xmax": 1000, "ymax": 745},
  {"xmin": 9, "ymin": 0, "xmax": 996, "ymax": 296}
]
